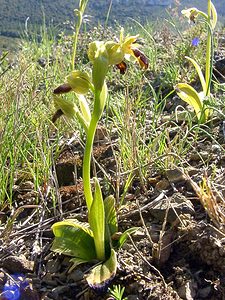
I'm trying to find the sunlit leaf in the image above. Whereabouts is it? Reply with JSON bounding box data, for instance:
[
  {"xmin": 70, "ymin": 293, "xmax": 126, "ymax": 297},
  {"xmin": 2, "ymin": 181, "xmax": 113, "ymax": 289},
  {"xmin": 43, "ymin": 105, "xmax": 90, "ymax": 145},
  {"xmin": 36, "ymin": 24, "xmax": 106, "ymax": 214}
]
[
  {"xmin": 51, "ymin": 220, "xmax": 96, "ymax": 260},
  {"xmin": 175, "ymin": 83, "xmax": 207, "ymax": 121},
  {"xmin": 185, "ymin": 56, "xmax": 206, "ymax": 95},
  {"xmin": 89, "ymin": 178, "xmax": 105, "ymax": 261},
  {"xmin": 86, "ymin": 249, "xmax": 117, "ymax": 293},
  {"xmin": 52, "ymin": 219, "xmax": 93, "ymax": 237}
]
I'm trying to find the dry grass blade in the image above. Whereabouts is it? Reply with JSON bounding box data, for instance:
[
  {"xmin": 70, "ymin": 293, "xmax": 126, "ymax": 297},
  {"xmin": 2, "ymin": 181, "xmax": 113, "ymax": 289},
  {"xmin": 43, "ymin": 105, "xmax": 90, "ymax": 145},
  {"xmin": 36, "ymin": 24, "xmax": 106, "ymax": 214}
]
[
  {"xmin": 185, "ymin": 173, "xmax": 225, "ymax": 232},
  {"xmin": 0, "ymin": 205, "xmax": 41, "ymax": 241}
]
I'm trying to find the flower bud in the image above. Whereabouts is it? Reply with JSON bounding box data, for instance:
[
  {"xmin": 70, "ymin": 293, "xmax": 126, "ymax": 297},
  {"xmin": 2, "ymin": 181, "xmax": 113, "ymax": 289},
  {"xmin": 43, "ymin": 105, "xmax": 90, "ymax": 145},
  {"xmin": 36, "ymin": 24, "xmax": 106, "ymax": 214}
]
[
  {"xmin": 66, "ymin": 70, "xmax": 91, "ymax": 94},
  {"xmin": 105, "ymin": 41, "xmax": 124, "ymax": 65},
  {"xmin": 88, "ymin": 41, "xmax": 105, "ymax": 62}
]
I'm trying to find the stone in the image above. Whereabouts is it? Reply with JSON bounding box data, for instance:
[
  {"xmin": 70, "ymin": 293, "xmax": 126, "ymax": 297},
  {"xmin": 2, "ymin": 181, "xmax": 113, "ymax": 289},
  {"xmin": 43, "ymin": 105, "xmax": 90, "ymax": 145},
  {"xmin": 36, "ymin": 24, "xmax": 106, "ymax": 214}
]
[
  {"xmin": 2, "ymin": 255, "xmax": 34, "ymax": 273},
  {"xmin": 0, "ymin": 272, "xmax": 7, "ymax": 287},
  {"xmin": 51, "ymin": 286, "xmax": 70, "ymax": 299},
  {"xmin": 155, "ymin": 178, "xmax": 170, "ymax": 191},
  {"xmin": 149, "ymin": 192, "xmax": 195, "ymax": 223},
  {"xmin": 46, "ymin": 259, "xmax": 60, "ymax": 274},
  {"xmin": 67, "ymin": 270, "xmax": 83, "ymax": 282},
  {"xmin": 198, "ymin": 286, "xmax": 211, "ymax": 298},
  {"xmin": 177, "ymin": 280, "xmax": 197, "ymax": 300},
  {"xmin": 127, "ymin": 295, "xmax": 139, "ymax": 300},
  {"xmin": 166, "ymin": 169, "xmax": 186, "ymax": 183}
]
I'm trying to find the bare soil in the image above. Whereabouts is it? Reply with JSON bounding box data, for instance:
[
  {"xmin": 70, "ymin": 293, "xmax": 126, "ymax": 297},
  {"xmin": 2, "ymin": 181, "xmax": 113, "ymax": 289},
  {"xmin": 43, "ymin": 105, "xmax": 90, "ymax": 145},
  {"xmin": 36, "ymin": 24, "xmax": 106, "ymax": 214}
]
[{"xmin": 0, "ymin": 122, "xmax": 225, "ymax": 300}]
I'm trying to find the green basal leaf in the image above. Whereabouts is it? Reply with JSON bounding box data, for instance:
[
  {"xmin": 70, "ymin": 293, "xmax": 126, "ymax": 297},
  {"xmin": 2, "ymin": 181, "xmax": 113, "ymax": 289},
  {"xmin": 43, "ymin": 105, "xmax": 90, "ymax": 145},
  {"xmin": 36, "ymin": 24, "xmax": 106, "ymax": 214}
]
[
  {"xmin": 89, "ymin": 178, "xmax": 105, "ymax": 261},
  {"xmin": 86, "ymin": 249, "xmax": 117, "ymax": 292},
  {"xmin": 185, "ymin": 56, "xmax": 207, "ymax": 95},
  {"xmin": 51, "ymin": 220, "xmax": 96, "ymax": 260},
  {"xmin": 52, "ymin": 219, "xmax": 93, "ymax": 237},
  {"xmin": 117, "ymin": 227, "xmax": 139, "ymax": 249},
  {"xmin": 104, "ymin": 195, "xmax": 118, "ymax": 238},
  {"xmin": 175, "ymin": 83, "xmax": 207, "ymax": 122},
  {"xmin": 210, "ymin": 2, "xmax": 217, "ymax": 30}
]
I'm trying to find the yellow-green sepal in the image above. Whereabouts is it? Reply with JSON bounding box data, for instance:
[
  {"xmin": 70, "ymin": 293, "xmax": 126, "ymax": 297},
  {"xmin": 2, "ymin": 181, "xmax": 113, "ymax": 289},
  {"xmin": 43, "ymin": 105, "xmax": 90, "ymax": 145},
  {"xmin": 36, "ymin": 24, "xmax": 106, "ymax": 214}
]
[
  {"xmin": 92, "ymin": 51, "xmax": 109, "ymax": 91},
  {"xmin": 77, "ymin": 94, "xmax": 91, "ymax": 126},
  {"xmin": 53, "ymin": 95, "xmax": 77, "ymax": 119}
]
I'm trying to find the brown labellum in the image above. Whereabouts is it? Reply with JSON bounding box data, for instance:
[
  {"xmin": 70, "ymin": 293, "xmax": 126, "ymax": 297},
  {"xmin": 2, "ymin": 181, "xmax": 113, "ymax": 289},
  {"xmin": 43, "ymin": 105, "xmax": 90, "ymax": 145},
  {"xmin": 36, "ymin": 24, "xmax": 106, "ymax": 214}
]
[
  {"xmin": 52, "ymin": 109, "xmax": 64, "ymax": 123},
  {"xmin": 116, "ymin": 61, "xmax": 127, "ymax": 74},
  {"xmin": 132, "ymin": 48, "xmax": 149, "ymax": 69},
  {"xmin": 53, "ymin": 83, "xmax": 72, "ymax": 94}
]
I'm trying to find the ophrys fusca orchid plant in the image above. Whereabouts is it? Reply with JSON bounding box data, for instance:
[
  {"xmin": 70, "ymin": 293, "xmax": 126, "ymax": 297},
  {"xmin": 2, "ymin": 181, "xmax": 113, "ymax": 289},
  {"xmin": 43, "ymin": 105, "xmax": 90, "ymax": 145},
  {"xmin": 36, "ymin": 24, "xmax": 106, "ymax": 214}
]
[
  {"xmin": 51, "ymin": 28, "xmax": 148, "ymax": 291},
  {"xmin": 175, "ymin": 0, "xmax": 217, "ymax": 123}
]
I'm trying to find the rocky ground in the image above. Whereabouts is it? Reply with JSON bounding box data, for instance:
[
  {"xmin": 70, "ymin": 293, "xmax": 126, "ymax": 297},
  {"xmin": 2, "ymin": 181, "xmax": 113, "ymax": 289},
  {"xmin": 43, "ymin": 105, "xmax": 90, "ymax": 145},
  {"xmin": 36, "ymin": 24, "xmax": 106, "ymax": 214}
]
[
  {"xmin": 0, "ymin": 27, "xmax": 225, "ymax": 300},
  {"xmin": 0, "ymin": 122, "xmax": 225, "ymax": 300}
]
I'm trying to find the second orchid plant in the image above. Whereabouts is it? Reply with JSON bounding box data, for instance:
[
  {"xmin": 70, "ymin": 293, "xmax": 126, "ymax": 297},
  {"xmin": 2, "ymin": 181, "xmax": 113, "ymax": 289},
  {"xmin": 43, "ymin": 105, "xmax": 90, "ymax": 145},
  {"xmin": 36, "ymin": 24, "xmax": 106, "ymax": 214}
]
[
  {"xmin": 51, "ymin": 29, "xmax": 148, "ymax": 290},
  {"xmin": 175, "ymin": 0, "xmax": 217, "ymax": 123}
]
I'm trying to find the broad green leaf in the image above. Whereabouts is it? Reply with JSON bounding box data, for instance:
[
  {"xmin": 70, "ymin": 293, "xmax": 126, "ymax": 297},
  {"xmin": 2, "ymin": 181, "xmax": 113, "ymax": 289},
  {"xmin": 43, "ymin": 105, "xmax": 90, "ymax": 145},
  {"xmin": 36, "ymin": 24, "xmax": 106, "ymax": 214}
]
[
  {"xmin": 52, "ymin": 219, "xmax": 93, "ymax": 237},
  {"xmin": 118, "ymin": 227, "xmax": 139, "ymax": 249},
  {"xmin": 185, "ymin": 56, "xmax": 206, "ymax": 95},
  {"xmin": 175, "ymin": 83, "xmax": 206, "ymax": 121},
  {"xmin": 210, "ymin": 2, "xmax": 217, "ymax": 30},
  {"xmin": 104, "ymin": 195, "xmax": 118, "ymax": 238},
  {"xmin": 86, "ymin": 249, "xmax": 117, "ymax": 292},
  {"xmin": 51, "ymin": 222, "xmax": 96, "ymax": 260},
  {"xmin": 89, "ymin": 178, "xmax": 105, "ymax": 261}
]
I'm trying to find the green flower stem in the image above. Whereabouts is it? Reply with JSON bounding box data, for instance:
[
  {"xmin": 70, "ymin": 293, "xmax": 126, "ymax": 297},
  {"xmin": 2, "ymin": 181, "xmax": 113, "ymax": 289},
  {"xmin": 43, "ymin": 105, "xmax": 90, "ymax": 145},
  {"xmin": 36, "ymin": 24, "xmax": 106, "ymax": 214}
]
[
  {"xmin": 205, "ymin": 0, "xmax": 212, "ymax": 96},
  {"xmin": 71, "ymin": 0, "xmax": 89, "ymax": 70},
  {"xmin": 71, "ymin": 11, "xmax": 82, "ymax": 70},
  {"xmin": 83, "ymin": 90, "xmax": 105, "ymax": 212},
  {"xmin": 83, "ymin": 113, "xmax": 98, "ymax": 212}
]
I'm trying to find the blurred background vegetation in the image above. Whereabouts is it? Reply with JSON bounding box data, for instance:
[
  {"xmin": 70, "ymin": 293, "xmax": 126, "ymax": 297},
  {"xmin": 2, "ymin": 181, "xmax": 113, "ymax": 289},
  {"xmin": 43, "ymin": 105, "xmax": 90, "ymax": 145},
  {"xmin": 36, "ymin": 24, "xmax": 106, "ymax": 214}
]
[{"xmin": 0, "ymin": 0, "xmax": 224, "ymax": 52}]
